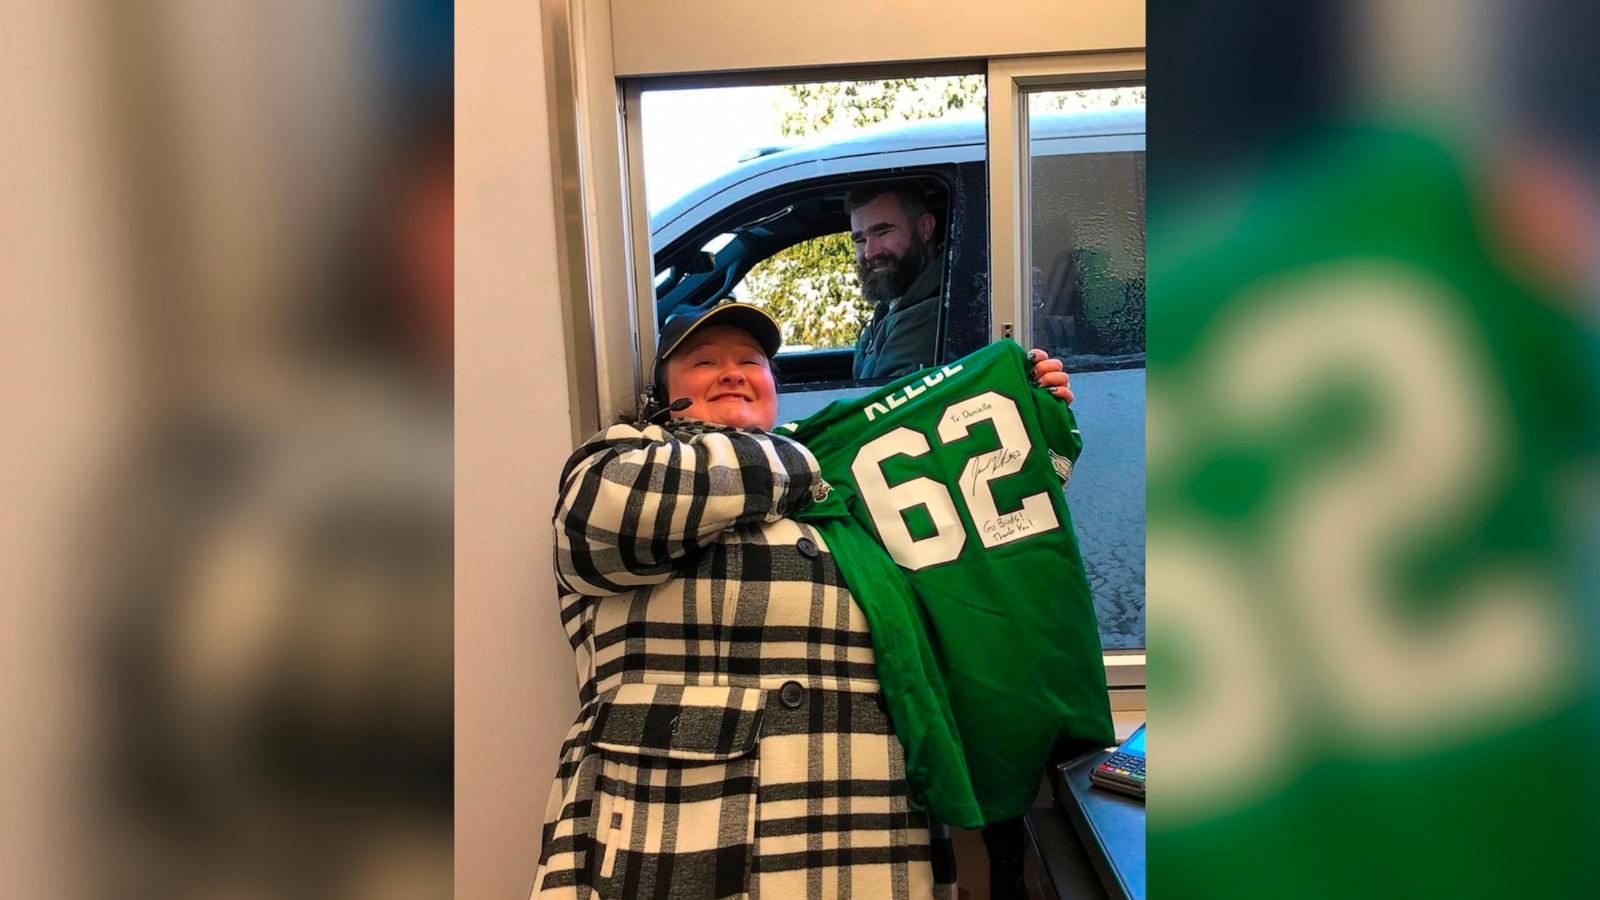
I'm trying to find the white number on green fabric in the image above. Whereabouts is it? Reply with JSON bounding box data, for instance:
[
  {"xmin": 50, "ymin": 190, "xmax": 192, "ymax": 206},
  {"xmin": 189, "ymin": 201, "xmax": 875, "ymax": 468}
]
[
  {"xmin": 852, "ymin": 394, "xmax": 1060, "ymax": 570},
  {"xmin": 939, "ymin": 391, "xmax": 1061, "ymax": 549},
  {"xmin": 851, "ymin": 428, "xmax": 968, "ymax": 570},
  {"xmin": 1153, "ymin": 264, "xmax": 1570, "ymax": 819}
]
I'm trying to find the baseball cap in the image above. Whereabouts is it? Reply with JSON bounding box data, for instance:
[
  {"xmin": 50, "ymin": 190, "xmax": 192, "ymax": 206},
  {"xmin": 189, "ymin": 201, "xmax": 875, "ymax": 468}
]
[{"xmin": 654, "ymin": 302, "xmax": 783, "ymax": 366}]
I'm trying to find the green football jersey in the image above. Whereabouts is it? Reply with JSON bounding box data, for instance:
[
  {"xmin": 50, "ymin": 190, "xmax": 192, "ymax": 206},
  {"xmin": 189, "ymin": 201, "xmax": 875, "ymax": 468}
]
[
  {"xmin": 779, "ymin": 340, "xmax": 1114, "ymax": 827},
  {"xmin": 1147, "ymin": 123, "xmax": 1600, "ymax": 900}
]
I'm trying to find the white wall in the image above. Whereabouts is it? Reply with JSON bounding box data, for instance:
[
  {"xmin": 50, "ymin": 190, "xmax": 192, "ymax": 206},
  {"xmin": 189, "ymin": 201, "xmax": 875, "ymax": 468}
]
[
  {"xmin": 611, "ymin": 0, "xmax": 1145, "ymax": 77},
  {"xmin": 456, "ymin": 1, "xmax": 580, "ymax": 897}
]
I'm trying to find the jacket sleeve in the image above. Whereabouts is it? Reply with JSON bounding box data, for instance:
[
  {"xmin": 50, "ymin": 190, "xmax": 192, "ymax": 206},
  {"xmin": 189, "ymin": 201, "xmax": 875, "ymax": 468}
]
[{"xmin": 553, "ymin": 422, "xmax": 821, "ymax": 597}]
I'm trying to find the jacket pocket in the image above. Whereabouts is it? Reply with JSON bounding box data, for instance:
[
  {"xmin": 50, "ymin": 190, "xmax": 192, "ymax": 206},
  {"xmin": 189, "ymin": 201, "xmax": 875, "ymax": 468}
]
[{"xmin": 588, "ymin": 684, "xmax": 765, "ymax": 898}]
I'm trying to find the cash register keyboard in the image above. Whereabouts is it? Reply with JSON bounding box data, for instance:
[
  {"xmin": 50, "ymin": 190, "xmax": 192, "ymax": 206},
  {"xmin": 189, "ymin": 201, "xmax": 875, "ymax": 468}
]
[{"xmin": 1098, "ymin": 751, "xmax": 1145, "ymax": 782}]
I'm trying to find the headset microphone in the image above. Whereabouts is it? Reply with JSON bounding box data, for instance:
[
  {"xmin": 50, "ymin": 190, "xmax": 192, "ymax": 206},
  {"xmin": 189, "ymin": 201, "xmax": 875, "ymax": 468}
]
[{"xmin": 647, "ymin": 397, "xmax": 693, "ymax": 425}]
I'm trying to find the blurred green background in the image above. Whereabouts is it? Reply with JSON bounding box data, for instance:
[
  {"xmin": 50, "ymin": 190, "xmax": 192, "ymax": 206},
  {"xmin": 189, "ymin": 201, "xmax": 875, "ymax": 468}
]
[{"xmin": 1148, "ymin": 1, "xmax": 1600, "ymax": 896}]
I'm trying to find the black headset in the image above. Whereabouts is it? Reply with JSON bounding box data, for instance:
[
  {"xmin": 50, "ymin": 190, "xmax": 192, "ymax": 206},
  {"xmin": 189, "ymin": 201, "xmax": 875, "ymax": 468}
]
[{"xmin": 641, "ymin": 361, "xmax": 692, "ymax": 424}]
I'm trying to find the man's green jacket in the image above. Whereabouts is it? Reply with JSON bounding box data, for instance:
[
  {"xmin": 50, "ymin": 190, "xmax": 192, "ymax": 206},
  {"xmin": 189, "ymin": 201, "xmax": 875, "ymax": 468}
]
[{"xmin": 852, "ymin": 252, "xmax": 944, "ymax": 379}]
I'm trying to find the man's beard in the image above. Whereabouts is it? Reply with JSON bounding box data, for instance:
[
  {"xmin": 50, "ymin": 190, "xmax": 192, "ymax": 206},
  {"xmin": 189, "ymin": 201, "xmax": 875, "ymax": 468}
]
[{"xmin": 859, "ymin": 238, "xmax": 930, "ymax": 305}]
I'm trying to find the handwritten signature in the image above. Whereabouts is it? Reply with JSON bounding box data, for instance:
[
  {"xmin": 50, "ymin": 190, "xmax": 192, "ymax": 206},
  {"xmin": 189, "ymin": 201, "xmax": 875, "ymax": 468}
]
[{"xmin": 966, "ymin": 447, "xmax": 1024, "ymax": 495}]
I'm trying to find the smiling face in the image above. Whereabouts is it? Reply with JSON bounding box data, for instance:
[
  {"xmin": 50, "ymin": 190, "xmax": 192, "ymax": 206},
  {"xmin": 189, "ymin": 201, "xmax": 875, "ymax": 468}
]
[
  {"xmin": 661, "ymin": 324, "xmax": 779, "ymax": 430},
  {"xmin": 849, "ymin": 192, "xmax": 936, "ymax": 305}
]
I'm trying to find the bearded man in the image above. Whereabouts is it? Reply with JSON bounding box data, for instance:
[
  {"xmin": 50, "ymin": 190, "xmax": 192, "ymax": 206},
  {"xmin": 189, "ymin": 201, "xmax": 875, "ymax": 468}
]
[{"xmin": 847, "ymin": 185, "xmax": 944, "ymax": 379}]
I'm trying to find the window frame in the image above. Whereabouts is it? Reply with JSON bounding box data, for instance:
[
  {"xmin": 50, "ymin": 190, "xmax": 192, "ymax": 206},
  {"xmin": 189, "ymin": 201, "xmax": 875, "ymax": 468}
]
[{"xmin": 544, "ymin": 0, "xmax": 1147, "ymax": 696}]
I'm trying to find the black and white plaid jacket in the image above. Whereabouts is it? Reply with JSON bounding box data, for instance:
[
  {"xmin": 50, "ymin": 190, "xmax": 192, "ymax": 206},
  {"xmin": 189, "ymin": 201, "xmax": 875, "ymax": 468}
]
[{"xmin": 533, "ymin": 420, "xmax": 956, "ymax": 899}]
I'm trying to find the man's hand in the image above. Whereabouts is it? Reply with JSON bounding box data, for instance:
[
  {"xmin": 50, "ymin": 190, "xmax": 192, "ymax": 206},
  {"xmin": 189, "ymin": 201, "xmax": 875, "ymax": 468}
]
[{"xmin": 1027, "ymin": 349, "xmax": 1073, "ymax": 404}]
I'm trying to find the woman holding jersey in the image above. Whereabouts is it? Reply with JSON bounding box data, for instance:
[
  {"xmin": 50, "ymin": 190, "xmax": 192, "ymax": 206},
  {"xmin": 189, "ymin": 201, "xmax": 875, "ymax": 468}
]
[{"xmin": 532, "ymin": 302, "xmax": 1070, "ymax": 899}]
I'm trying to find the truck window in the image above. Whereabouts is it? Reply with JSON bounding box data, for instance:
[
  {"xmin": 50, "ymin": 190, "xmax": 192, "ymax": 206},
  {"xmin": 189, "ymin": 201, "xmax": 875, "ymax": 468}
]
[
  {"xmin": 731, "ymin": 232, "xmax": 866, "ymax": 352},
  {"xmin": 642, "ymin": 76, "xmax": 982, "ymax": 387}
]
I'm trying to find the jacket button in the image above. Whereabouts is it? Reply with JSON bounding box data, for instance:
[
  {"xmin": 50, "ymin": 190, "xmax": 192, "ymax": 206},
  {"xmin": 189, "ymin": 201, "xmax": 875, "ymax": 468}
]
[
  {"xmin": 796, "ymin": 537, "xmax": 819, "ymax": 558},
  {"xmin": 779, "ymin": 681, "xmax": 805, "ymax": 708}
]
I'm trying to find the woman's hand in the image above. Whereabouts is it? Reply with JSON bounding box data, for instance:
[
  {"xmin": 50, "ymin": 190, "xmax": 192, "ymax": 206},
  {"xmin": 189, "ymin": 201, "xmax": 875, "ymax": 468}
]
[{"xmin": 1027, "ymin": 349, "xmax": 1074, "ymax": 405}]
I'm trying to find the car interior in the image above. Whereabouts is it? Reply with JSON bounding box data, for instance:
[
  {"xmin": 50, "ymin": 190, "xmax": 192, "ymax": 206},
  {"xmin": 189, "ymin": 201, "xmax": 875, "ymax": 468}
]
[{"xmin": 652, "ymin": 175, "xmax": 951, "ymax": 388}]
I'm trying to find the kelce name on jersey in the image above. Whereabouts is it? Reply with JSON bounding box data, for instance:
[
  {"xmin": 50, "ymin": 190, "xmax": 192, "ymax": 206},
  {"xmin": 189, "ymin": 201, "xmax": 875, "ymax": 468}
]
[{"xmin": 862, "ymin": 363, "xmax": 965, "ymax": 423}]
